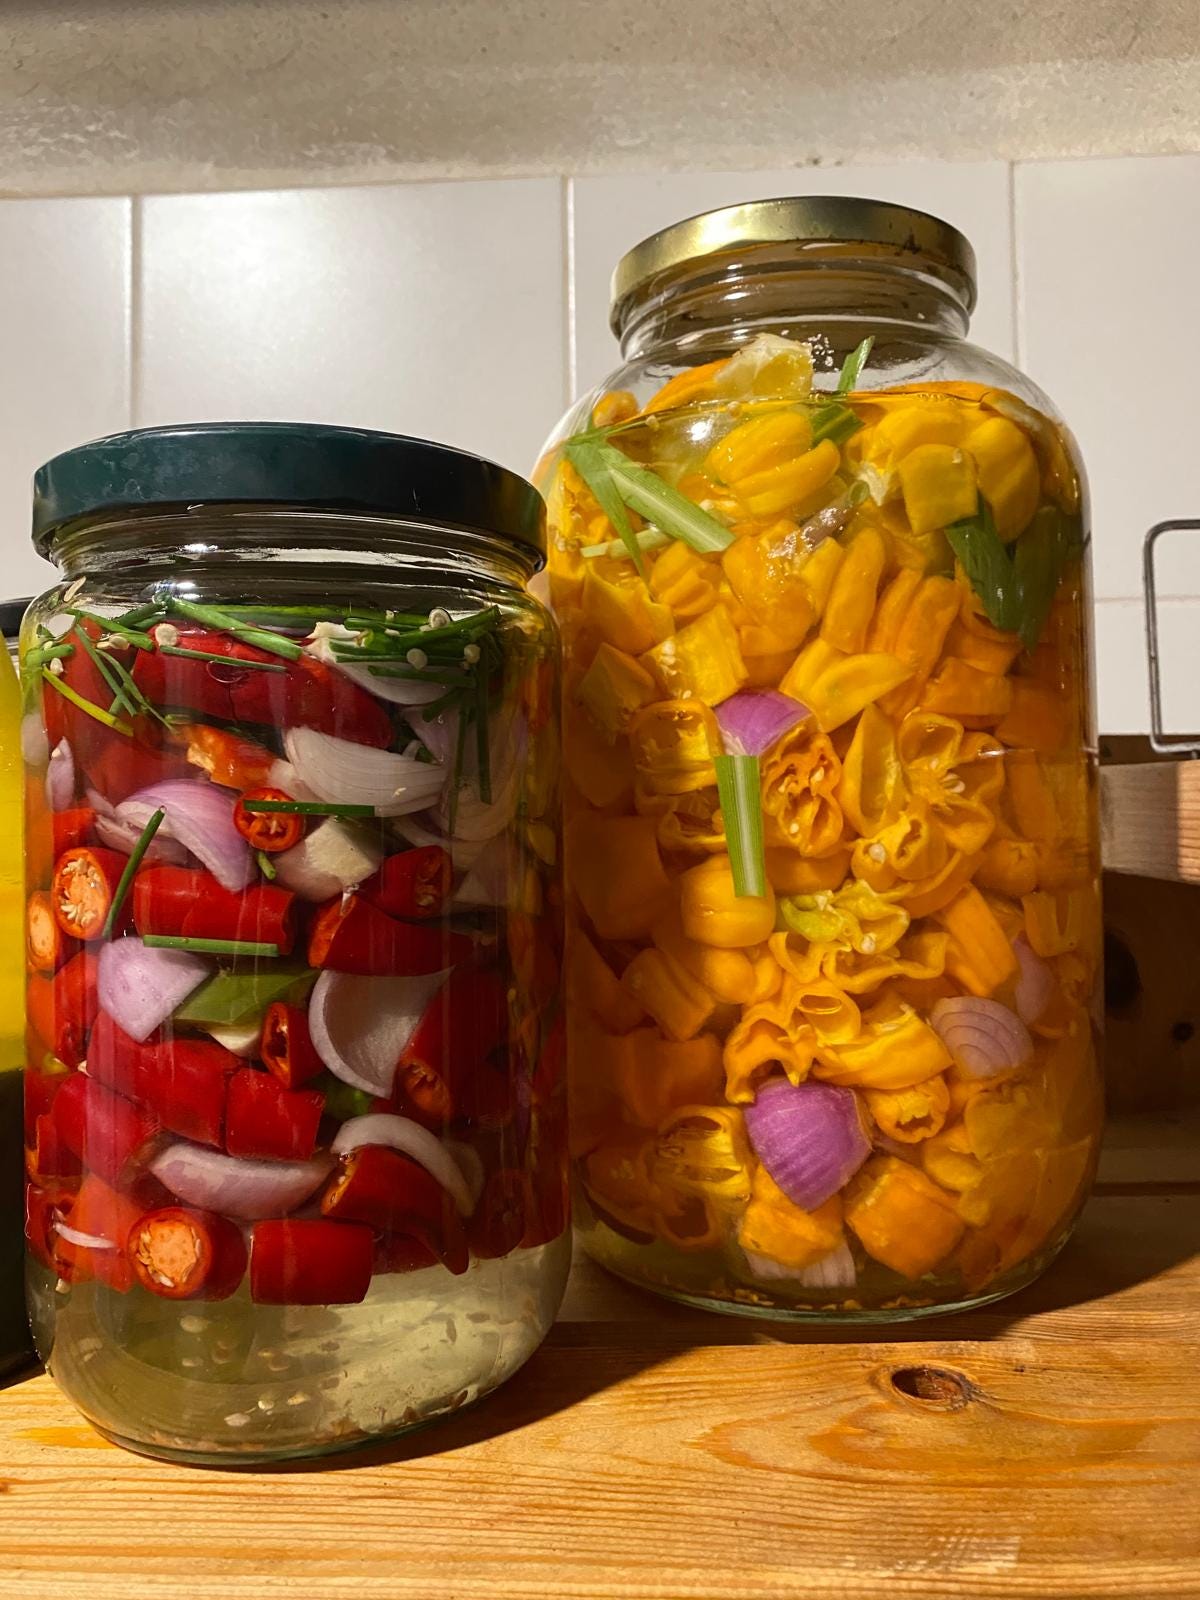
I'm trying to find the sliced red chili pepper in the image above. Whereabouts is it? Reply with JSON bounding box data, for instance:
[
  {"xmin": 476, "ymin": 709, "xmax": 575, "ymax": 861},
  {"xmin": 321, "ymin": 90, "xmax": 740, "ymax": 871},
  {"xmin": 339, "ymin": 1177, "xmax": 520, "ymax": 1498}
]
[
  {"xmin": 361, "ymin": 847, "xmax": 453, "ymax": 921},
  {"xmin": 51, "ymin": 1073, "xmax": 159, "ymax": 1186},
  {"xmin": 393, "ymin": 966, "xmax": 508, "ymax": 1125},
  {"xmin": 25, "ymin": 1182, "xmax": 77, "ymax": 1276},
  {"xmin": 132, "ymin": 865, "xmax": 296, "ymax": 954},
  {"xmin": 260, "ymin": 1002, "xmax": 325, "ymax": 1089},
  {"xmin": 55, "ymin": 1173, "xmax": 145, "ymax": 1293},
  {"xmin": 319, "ymin": 1146, "xmax": 467, "ymax": 1273},
  {"xmin": 224, "ymin": 1068, "xmax": 324, "ymax": 1161},
  {"xmin": 308, "ymin": 893, "xmax": 472, "ymax": 977},
  {"xmin": 50, "ymin": 846, "xmax": 127, "ymax": 941},
  {"xmin": 233, "ymin": 787, "xmax": 305, "ymax": 853},
  {"xmin": 88, "ymin": 1011, "xmax": 237, "ymax": 1148},
  {"xmin": 29, "ymin": 1112, "xmax": 83, "ymax": 1180},
  {"xmin": 128, "ymin": 1206, "xmax": 248, "ymax": 1301},
  {"xmin": 26, "ymin": 950, "xmax": 99, "ymax": 1069},
  {"xmin": 51, "ymin": 807, "xmax": 97, "ymax": 858},
  {"xmin": 178, "ymin": 724, "xmax": 278, "ymax": 790},
  {"xmin": 24, "ymin": 1062, "xmax": 70, "ymax": 1144},
  {"xmin": 467, "ymin": 1168, "xmax": 529, "ymax": 1260},
  {"xmin": 86, "ymin": 730, "xmax": 191, "ymax": 806},
  {"xmin": 249, "ymin": 1218, "xmax": 374, "ymax": 1305},
  {"xmin": 27, "ymin": 890, "xmax": 69, "ymax": 973}
]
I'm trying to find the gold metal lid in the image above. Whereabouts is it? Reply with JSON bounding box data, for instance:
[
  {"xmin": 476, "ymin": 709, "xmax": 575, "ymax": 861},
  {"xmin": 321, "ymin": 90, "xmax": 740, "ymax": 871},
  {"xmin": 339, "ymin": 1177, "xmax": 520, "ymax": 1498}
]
[{"xmin": 610, "ymin": 195, "xmax": 977, "ymax": 335}]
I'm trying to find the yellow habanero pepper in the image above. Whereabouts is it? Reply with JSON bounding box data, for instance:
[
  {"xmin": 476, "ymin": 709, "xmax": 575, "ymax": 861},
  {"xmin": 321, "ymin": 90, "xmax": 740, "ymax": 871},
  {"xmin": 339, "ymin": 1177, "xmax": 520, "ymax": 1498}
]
[
  {"xmin": 680, "ymin": 856, "xmax": 777, "ymax": 948},
  {"xmin": 591, "ymin": 389, "xmax": 639, "ymax": 429},
  {"xmin": 920, "ymin": 658, "xmax": 1013, "ymax": 727},
  {"xmin": 567, "ymin": 813, "xmax": 673, "ymax": 941},
  {"xmin": 820, "ymin": 526, "xmax": 888, "ymax": 653},
  {"xmin": 653, "ymin": 908, "xmax": 781, "ymax": 1007},
  {"xmin": 920, "ymin": 1121, "xmax": 982, "ymax": 1192},
  {"xmin": 621, "ymin": 947, "xmax": 717, "ymax": 1042},
  {"xmin": 867, "ymin": 568, "xmax": 923, "ymax": 653},
  {"xmin": 1022, "ymin": 886, "xmax": 1092, "ymax": 958},
  {"xmin": 648, "ymin": 540, "xmax": 722, "ymax": 620},
  {"xmin": 566, "ymin": 927, "xmax": 646, "ymax": 1034},
  {"xmin": 564, "ymin": 707, "xmax": 634, "ymax": 811},
  {"xmin": 863, "ymin": 1074, "xmax": 951, "ymax": 1144},
  {"xmin": 876, "ymin": 576, "xmax": 962, "ymax": 719},
  {"xmin": 737, "ymin": 1169, "xmax": 845, "ymax": 1273},
  {"xmin": 723, "ymin": 974, "xmax": 862, "ymax": 1102},
  {"xmin": 995, "ymin": 680, "xmax": 1068, "ymax": 753},
  {"xmin": 710, "ymin": 413, "xmax": 841, "ymax": 518},
  {"xmin": 863, "ymin": 398, "xmax": 969, "ymax": 473},
  {"xmin": 1004, "ymin": 749, "xmax": 1060, "ymax": 843},
  {"xmin": 765, "ymin": 846, "xmax": 851, "ymax": 896},
  {"xmin": 644, "ymin": 604, "xmax": 748, "ymax": 705},
  {"xmin": 653, "ymin": 788, "xmax": 728, "ymax": 856},
  {"xmin": 975, "ymin": 833, "xmax": 1040, "ymax": 898},
  {"xmin": 629, "ymin": 699, "xmax": 722, "ymax": 796},
  {"xmin": 898, "ymin": 443, "xmax": 978, "ymax": 535},
  {"xmin": 654, "ymin": 1104, "xmax": 755, "ymax": 1210},
  {"xmin": 760, "ymin": 725, "xmax": 845, "ymax": 855},
  {"xmin": 721, "ymin": 522, "xmax": 818, "ymax": 651},
  {"xmin": 781, "ymin": 637, "xmax": 913, "ymax": 734},
  {"xmin": 582, "ymin": 1137, "xmax": 659, "ymax": 1237},
  {"xmin": 813, "ymin": 992, "xmax": 951, "ymax": 1089},
  {"xmin": 643, "ymin": 356, "xmax": 730, "ymax": 414},
  {"xmin": 602, "ymin": 1030, "xmax": 726, "ymax": 1130},
  {"xmin": 936, "ymin": 884, "xmax": 1019, "ymax": 995},
  {"xmin": 843, "ymin": 1155, "xmax": 964, "ymax": 1279},
  {"xmin": 576, "ymin": 642, "xmax": 658, "ymax": 742},
  {"xmin": 943, "ymin": 606, "xmax": 1022, "ymax": 677},
  {"xmin": 839, "ymin": 705, "xmax": 905, "ymax": 837},
  {"xmin": 800, "ymin": 536, "xmax": 846, "ymax": 618},
  {"xmin": 965, "ymin": 416, "xmax": 1041, "ymax": 541},
  {"xmin": 580, "ymin": 566, "xmax": 674, "ymax": 655}
]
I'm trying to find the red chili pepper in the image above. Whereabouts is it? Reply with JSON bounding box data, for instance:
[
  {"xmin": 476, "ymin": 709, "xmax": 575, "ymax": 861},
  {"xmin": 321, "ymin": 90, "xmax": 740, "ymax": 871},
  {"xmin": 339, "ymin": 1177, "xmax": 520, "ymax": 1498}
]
[
  {"xmin": 50, "ymin": 846, "xmax": 128, "ymax": 941},
  {"xmin": 26, "ymin": 950, "xmax": 99, "ymax": 1069},
  {"xmin": 233, "ymin": 787, "xmax": 305, "ymax": 853},
  {"xmin": 307, "ymin": 893, "xmax": 472, "ymax": 977},
  {"xmin": 55, "ymin": 1173, "xmax": 145, "ymax": 1293},
  {"xmin": 361, "ymin": 847, "xmax": 453, "ymax": 921},
  {"xmin": 87, "ymin": 731, "xmax": 191, "ymax": 806},
  {"xmin": 178, "ymin": 724, "xmax": 278, "ymax": 790},
  {"xmin": 467, "ymin": 1168, "xmax": 529, "ymax": 1260},
  {"xmin": 27, "ymin": 890, "xmax": 69, "ymax": 972},
  {"xmin": 260, "ymin": 1002, "xmax": 325, "ymax": 1090},
  {"xmin": 393, "ymin": 966, "xmax": 508, "ymax": 1124},
  {"xmin": 249, "ymin": 1218, "xmax": 374, "ymax": 1305},
  {"xmin": 133, "ymin": 630, "xmax": 393, "ymax": 747},
  {"xmin": 29, "ymin": 1112, "xmax": 83, "ymax": 1180},
  {"xmin": 224, "ymin": 1068, "xmax": 324, "ymax": 1161},
  {"xmin": 52, "ymin": 808, "xmax": 97, "ymax": 857},
  {"xmin": 51, "ymin": 1073, "xmax": 158, "ymax": 1186},
  {"xmin": 87, "ymin": 1011, "xmax": 237, "ymax": 1148},
  {"xmin": 128, "ymin": 1206, "xmax": 248, "ymax": 1301},
  {"xmin": 24, "ymin": 1063, "xmax": 70, "ymax": 1144},
  {"xmin": 25, "ymin": 1182, "xmax": 77, "ymax": 1276},
  {"xmin": 132, "ymin": 865, "xmax": 297, "ymax": 954},
  {"xmin": 320, "ymin": 1146, "xmax": 468, "ymax": 1273}
]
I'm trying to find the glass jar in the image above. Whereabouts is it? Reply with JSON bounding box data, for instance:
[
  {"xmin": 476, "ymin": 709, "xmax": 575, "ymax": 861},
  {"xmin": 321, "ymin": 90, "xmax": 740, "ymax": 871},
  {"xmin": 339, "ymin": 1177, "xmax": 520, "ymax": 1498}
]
[
  {"xmin": 537, "ymin": 197, "xmax": 1101, "ymax": 1321},
  {"xmin": 0, "ymin": 599, "xmax": 33, "ymax": 1376},
  {"xmin": 22, "ymin": 424, "xmax": 568, "ymax": 1461}
]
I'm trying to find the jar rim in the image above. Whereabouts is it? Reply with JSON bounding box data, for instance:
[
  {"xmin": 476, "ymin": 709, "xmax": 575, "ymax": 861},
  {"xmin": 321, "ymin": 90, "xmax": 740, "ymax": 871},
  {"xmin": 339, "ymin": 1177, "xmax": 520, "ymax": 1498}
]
[
  {"xmin": 610, "ymin": 195, "xmax": 978, "ymax": 337},
  {"xmin": 31, "ymin": 422, "xmax": 546, "ymax": 563}
]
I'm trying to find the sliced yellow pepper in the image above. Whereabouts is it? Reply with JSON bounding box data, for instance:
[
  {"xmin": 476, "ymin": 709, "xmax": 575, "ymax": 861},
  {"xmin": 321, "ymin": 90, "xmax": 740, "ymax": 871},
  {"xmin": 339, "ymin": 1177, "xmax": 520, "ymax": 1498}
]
[
  {"xmin": 653, "ymin": 788, "xmax": 727, "ymax": 855},
  {"xmin": 564, "ymin": 710, "xmax": 634, "ymax": 811},
  {"xmin": 566, "ymin": 927, "xmax": 646, "ymax": 1034},
  {"xmin": 1022, "ymin": 886, "xmax": 1092, "ymax": 958},
  {"xmin": 920, "ymin": 1122, "xmax": 982, "ymax": 1192},
  {"xmin": 813, "ymin": 992, "xmax": 951, "ymax": 1089},
  {"xmin": 936, "ymin": 884, "xmax": 1019, "ymax": 995},
  {"xmin": 863, "ymin": 1074, "xmax": 950, "ymax": 1144},
  {"xmin": 975, "ymin": 833, "xmax": 1040, "ymax": 898},
  {"xmin": 580, "ymin": 566, "xmax": 674, "ymax": 655},
  {"xmin": 996, "ymin": 680, "xmax": 1068, "ymax": 753},
  {"xmin": 582, "ymin": 1136, "xmax": 659, "ymax": 1236},
  {"xmin": 760, "ymin": 726, "xmax": 845, "ymax": 854},
  {"xmin": 800, "ymin": 536, "xmax": 846, "ymax": 618},
  {"xmin": 648, "ymin": 540, "xmax": 723, "ymax": 620},
  {"xmin": 717, "ymin": 429, "xmax": 841, "ymax": 518},
  {"xmin": 723, "ymin": 976, "xmax": 861, "ymax": 1103},
  {"xmin": 602, "ymin": 1030, "xmax": 726, "ymax": 1130},
  {"xmin": 844, "ymin": 1154, "xmax": 964, "ymax": 1278},
  {"xmin": 629, "ymin": 699, "xmax": 722, "ymax": 796},
  {"xmin": 737, "ymin": 1169, "xmax": 845, "ymax": 1272},
  {"xmin": 654, "ymin": 1103, "xmax": 754, "ymax": 1209},
  {"xmin": 705, "ymin": 410, "xmax": 813, "ymax": 486},
  {"xmin": 782, "ymin": 639, "xmax": 914, "ymax": 734},
  {"xmin": 722, "ymin": 523, "xmax": 818, "ymax": 651},
  {"xmin": 653, "ymin": 907, "xmax": 781, "ymax": 1007},
  {"xmin": 966, "ymin": 416, "xmax": 1041, "ymax": 541},
  {"xmin": 567, "ymin": 813, "xmax": 673, "ymax": 941},
  {"xmin": 644, "ymin": 604, "xmax": 748, "ymax": 704},
  {"xmin": 576, "ymin": 642, "xmax": 658, "ymax": 741},
  {"xmin": 921, "ymin": 658, "xmax": 1013, "ymax": 726},
  {"xmin": 621, "ymin": 947, "xmax": 717, "ymax": 1042},
  {"xmin": 679, "ymin": 856, "xmax": 777, "ymax": 948},
  {"xmin": 863, "ymin": 398, "xmax": 970, "ymax": 471},
  {"xmin": 820, "ymin": 526, "xmax": 888, "ymax": 653},
  {"xmin": 839, "ymin": 704, "xmax": 905, "ymax": 836},
  {"xmin": 875, "ymin": 574, "xmax": 960, "ymax": 719},
  {"xmin": 898, "ymin": 443, "xmax": 978, "ymax": 535},
  {"xmin": 765, "ymin": 846, "xmax": 851, "ymax": 896}
]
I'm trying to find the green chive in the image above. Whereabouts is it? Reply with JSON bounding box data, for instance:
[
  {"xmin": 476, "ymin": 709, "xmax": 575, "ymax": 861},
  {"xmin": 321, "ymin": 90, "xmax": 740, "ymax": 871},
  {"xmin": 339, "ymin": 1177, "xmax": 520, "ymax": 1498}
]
[
  {"xmin": 24, "ymin": 643, "xmax": 74, "ymax": 669},
  {"xmin": 564, "ymin": 439, "xmax": 646, "ymax": 574},
  {"xmin": 835, "ymin": 335, "xmax": 874, "ymax": 395},
  {"xmin": 592, "ymin": 443, "xmax": 734, "ymax": 554},
  {"xmin": 714, "ymin": 754, "xmax": 766, "ymax": 898},
  {"xmin": 256, "ymin": 849, "xmax": 278, "ymax": 880},
  {"xmin": 241, "ymin": 799, "xmax": 375, "ymax": 818},
  {"xmin": 41, "ymin": 669, "xmax": 132, "ymax": 735},
  {"xmin": 143, "ymin": 934, "xmax": 282, "ymax": 957},
  {"xmin": 159, "ymin": 644, "xmax": 288, "ymax": 672},
  {"xmin": 419, "ymin": 685, "xmax": 467, "ymax": 719},
  {"xmin": 117, "ymin": 602, "xmax": 167, "ymax": 628},
  {"xmin": 344, "ymin": 613, "xmax": 428, "ymax": 633},
  {"xmin": 580, "ymin": 529, "xmax": 671, "ymax": 562},
  {"xmin": 103, "ymin": 809, "xmax": 165, "ymax": 937},
  {"xmin": 169, "ymin": 598, "xmax": 303, "ymax": 661},
  {"xmin": 810, "ymin": 403, "xmax": 864, "ymax": 446},
  {"xmin": 72, "ymin": 624, "xmax": 139, "ymax": 719},
  {"xmin": 70, "ymin": 609, "xmax": 156, "ymax": 649}
]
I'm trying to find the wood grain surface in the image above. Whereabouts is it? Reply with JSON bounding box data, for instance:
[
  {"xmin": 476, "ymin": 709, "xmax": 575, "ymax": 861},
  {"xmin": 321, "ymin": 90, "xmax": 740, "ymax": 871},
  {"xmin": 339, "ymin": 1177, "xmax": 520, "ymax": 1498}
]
[{"xmin": 0, "ymin": 1117, "xmax": 1197, "ymax": 1600}]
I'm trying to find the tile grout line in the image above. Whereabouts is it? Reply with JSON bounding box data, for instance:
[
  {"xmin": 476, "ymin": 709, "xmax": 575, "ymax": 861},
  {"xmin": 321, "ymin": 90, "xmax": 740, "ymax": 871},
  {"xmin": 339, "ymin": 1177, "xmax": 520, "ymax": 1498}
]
[
  {"xmin": 562, "ymin": 176, "xmax": 577, "ymax": 409},
  {"xmin": 128, "ymin": 195, "xmax": 144, "ymax": 427}
]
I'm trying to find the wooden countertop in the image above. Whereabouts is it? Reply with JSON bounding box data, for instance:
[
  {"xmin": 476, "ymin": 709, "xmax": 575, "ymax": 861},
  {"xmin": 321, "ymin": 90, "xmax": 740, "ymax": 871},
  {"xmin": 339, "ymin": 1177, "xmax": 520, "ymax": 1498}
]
[{"xmin": 0, "ymin": 1113, "xmax": 1197, "ymax": 1600}]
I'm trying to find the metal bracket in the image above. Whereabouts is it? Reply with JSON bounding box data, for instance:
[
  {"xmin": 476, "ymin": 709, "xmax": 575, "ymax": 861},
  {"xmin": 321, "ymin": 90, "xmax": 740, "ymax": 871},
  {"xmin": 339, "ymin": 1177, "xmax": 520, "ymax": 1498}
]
[{"xmin": 1144, "ymin": 519, "xmax": 1200, "ymax": 756}]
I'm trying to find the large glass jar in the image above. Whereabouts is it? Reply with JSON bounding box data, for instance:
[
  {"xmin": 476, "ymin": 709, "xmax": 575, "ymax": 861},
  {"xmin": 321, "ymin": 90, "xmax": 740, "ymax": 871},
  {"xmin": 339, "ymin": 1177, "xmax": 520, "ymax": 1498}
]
[
  {"xmin": 537, "ymin": 198, "xmax": 1101, "ymax": 1320},
  {"xmin": 22, "ymin": 424, "xmax": 568, "ymax": 1461}
]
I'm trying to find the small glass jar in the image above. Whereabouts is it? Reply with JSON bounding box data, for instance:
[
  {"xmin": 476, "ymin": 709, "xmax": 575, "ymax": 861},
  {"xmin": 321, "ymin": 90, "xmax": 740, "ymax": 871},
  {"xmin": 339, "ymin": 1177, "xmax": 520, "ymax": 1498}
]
[
  {"xmin": 538, "ymin": 198, "xmax": 1102, "ymax": 1321},
  {"xmin": 23, "ymin": 424, "xmax": 568, "ymax": 1461}
]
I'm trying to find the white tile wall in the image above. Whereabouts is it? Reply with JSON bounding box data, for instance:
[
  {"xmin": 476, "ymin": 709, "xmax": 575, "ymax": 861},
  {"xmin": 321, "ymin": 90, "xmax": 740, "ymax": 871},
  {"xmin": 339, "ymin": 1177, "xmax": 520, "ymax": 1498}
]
[
  {"xmin": 0, "ymin": 159, "xmax": 1196, "ymax": 733},
  {"xmin": 136, "ymin": 181, "xmax": 566, "ymax": 477},
  {"xmin": 570, "ymin": 163, "xmax": 1015, "ymax": 397},
  {"xmin": 0, "ymin": 198, "xmax": 132, "ymax": 598}
]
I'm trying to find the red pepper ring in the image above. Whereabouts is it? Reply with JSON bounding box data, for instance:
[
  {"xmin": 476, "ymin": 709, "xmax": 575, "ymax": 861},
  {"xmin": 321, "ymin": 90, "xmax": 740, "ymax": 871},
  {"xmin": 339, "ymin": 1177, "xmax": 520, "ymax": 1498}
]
[
  {"xmin": 320, "ymin": 1146, "xmax": 468, "ymax": 1275},
  {"xmin": 56, "ymin": 1173, "xmax": 146, "ymax": 1293},
  {"xmin": 307, "ymin": 893, "xmax": 473, "ymax": 977},
  {"xmin": 261, "ymin": 1002, "xmax": 325, "ymax": 1090},
  {"xmin": 132, "ymin": 865, "xmax": 296, "ymax": 955},
  {"xmin": 250, "ymin": 1218, "xmax": 374, "ymax": 1306},
  {"xmin": 395, "ymin": 965, "xmax": 509, "ymax": 1125},
  {"xmin": 225, "ymin": 1067, "xmax": 325, "ymax": 1161},
  {"xmin": 129, "ymin": 1206, "xmax": 248, "ymax": 1301},
  {"xmin": 361, "ymin": 847, "xmax": 453, "ymax": 921},
  {"xmin": 26, "ymin": 950, "xmax": 99, "ymax": 1070},
  {"xmin": 50, "ymin": 846, "xmax": 128, "ymax": 941},
  {"xmin": 233, "ymin": 788, "xmax": 305, "ymax": 854}
]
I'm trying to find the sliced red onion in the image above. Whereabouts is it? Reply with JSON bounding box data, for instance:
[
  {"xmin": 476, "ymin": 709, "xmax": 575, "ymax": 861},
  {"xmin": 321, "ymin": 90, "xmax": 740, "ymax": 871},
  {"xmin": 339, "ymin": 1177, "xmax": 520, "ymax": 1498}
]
[
  {"xmin": 307, "ymin": 629, "xmax": 446, "ymax": 707},
  {"xmin": 716, "ymin": 690, "xmax": 810, "ymax": 756},
  {"xmin": 55, "ymin": 1220, "xmax": 117, "ymax": 1251},
  {"xmin": 930, "ymin": 996, "xmax": 1033, "ymax": 1079},
  {"xmin": 284, "ymin": 727, "xmax": 446, "ymax": 817},
  {"xmin": 93, "ymin": 808, "xmax": 188, "ymax": 864},
  {"xmin": 744, "ymin": 1079, "xmax": 871, "ymax": 1211},
  {"xmin": 454, "ymin": 835, "xmax": 509, "ymax": 908},
  {"xmin": 273, "ymin": 818, "xmax": 384, "ymax": 901},
  {"xmin": 797, "ymin": 1241, "xmax": 857, "ymax": 1291},
  {"xmin": 308, "ymin": 968, "xmax": 449, "ymax": 1098},
  {"xmin": 200, "ymin": 1016, "xmax": 262, "ymax": 1057},
  {"xmin": 415, "ymin": 707, "xmax": 460, "ymax": 766},
  {"xmin": 97, "ymin": 939, "xmax": 211, "ymax": 1043},
  {"xmin": 150, "ymin": 1142, "xmax": 333, "ymax": 1220},
  {"xmin": 332, "ymin": 1113, "xmax": 473, "ymax": 1216},
  {"xmin": 21, "ymin": 712, "xmax": 50, "ymax": 767},
  {"xmin": 265, "ymin": 758, "xmax": 317, "ymax": 801},
  {"xmin": 1014, "ymin": 936, "xmax": 1056, "ymax": 1025},
  {"xmin": 116, "ymin": 778, "xmax": 254, "ymax": 891},
  {"xmin": 45, "ymin": 738, "xmax": 76, "ymax": 811}
]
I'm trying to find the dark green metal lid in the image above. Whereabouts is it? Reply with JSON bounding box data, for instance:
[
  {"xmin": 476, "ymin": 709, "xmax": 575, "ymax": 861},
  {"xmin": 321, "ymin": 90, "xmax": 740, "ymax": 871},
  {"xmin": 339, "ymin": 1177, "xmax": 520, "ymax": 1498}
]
[{"xmin": 32, "ymin": 423, "xmax": 545, "ymax": 562}]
